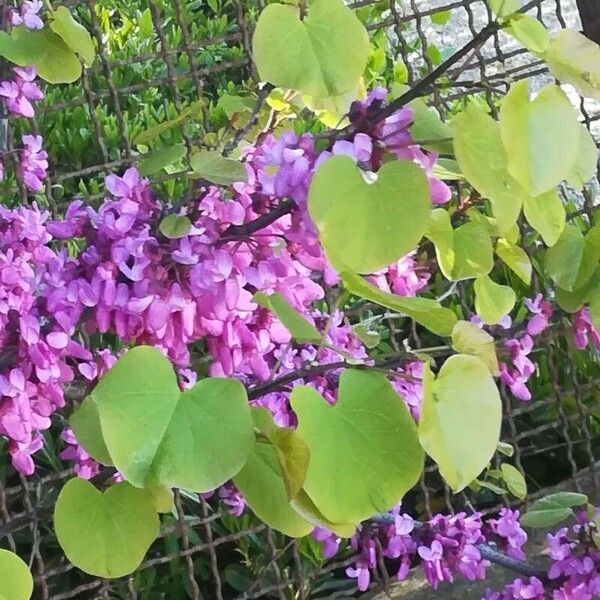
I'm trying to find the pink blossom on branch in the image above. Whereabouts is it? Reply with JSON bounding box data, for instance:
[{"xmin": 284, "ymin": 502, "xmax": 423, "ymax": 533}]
[
  {"xmin": 19, "ymin": 134, "xmax": 48, "ymax": 192},
  {"xmin": 0, "ymin": 66, "xmax": 43, "ymax": 118},
  {"xmin": 11, "ymin": 0, "xmax": 44, "ymax": 30}
]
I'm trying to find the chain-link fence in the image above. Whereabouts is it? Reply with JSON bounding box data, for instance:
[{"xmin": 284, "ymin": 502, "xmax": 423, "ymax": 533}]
[{"xmin": 1, "ymin": 0, "xmax": 600, "ymax": 598}]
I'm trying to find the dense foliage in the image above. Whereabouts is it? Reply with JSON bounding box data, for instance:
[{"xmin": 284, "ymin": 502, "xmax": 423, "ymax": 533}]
[{"xmin": 2, "ymin": 0, "xmax": 600, "ymax": 598}]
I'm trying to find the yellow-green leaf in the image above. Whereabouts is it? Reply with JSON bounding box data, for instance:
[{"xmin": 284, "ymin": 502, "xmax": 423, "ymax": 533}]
[
  {"xmin": 501, "ymin": 464, "xmax": 527, "ymax": 500},
  {"xmin": 523, "ymin": 189, "xmax": 565, "ymax": 247},
  {"xmin": 505, "ymin": 15, "xmax": 549, "ymax": 54},
  {"xmin": 50, "ymin": 6, "xmax": 95, "ymax": 65},
  {"xmin": 0, "ymin": 549, "xmax": 33, "ymax": 600},
  {"xmin": 474, "ymin": 274, "xmax": 516, "ymax": 325},
  {"xmin": 451, "ymin": 320, "xmax": 499, "ymax": 376},
  {"xmin": 496, "ymin": 238, "xmax": 532, "ymax": 284}
]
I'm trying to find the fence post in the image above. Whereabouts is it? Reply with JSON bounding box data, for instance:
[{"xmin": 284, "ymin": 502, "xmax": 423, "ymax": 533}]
[{"xmin": 576, "ymin": 0, "xmax": 600, "ymax": 44}]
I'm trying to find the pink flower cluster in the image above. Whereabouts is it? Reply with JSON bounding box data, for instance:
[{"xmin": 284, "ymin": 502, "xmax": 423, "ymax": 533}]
[
  {"xmin": 11, "ymin": 0, "xmax": 43, "ymax": 30},
  {"xmin": 335, "ymin": 507, "xmax": 527, "ymax": 592},
  {"xmin": 572, "ymin": 308, "xmax": 600, "ymax": 351},
  {"xmin": 0, "ymin": 66, "xmax": 43, "ymax": 118},
  {"xmin": 500, "ymin": 295, "xmax": 553, "ymax": 402}
]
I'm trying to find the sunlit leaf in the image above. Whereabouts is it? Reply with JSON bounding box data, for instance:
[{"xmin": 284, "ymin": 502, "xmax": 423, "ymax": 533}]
[
  {"xmin": 474, "ymin": 274, "xmax": 516, "ymax": 325},
  {"xmin": 419, "ymin": 355, "xmax": 502, "ymax": 492},
  {"xmin": 496, "ymin": 238, "xmax": 532, "ymax": 284},
  {"xmin": 308, "ymin": 155, "xmax": 431, "ymax": 273},
  {"xmin": 189, "ymin": 150, "xmax": 248, "ymax": 186},
  {"xmin": 545, "ymin": 224, "xmax": 585, "ymax": 291},
  {"xmin": 70, "ymin": 396, "xmax": 113, "ymax": 466},
  {"xmin": 50, "ymin": 6, "xmax": 95, "ymax": 65},
  {"xmin": 409, "ymin": 98, "xmax": 453, "ymax": 154},
  {"xmin": 505, "ymin": 15, "xmax": 549, "ymax": 54},
  {"xmin": 0, "ymin": 549, "xmax": 33, "ymax": 600},
  {"xmin": 54, "ymin": 479, "xmax": 159, "ymax": 578},
  {"xmin": 566, "ymin": 123, "xmax": 598, "ymax": 190},
  {"xmin": 291, "ymin": 369, "xmax": 424, "ymax": 523},
  {"xmin": 523, "ymin": 189, "xmax": 565, "ymax": 247},
  {"xmin": 451, "ymin": 320, "xmax": 499, "ymax": 376},
  {"xmin": 253, "ymin": 0, "xmax": 369, "ymax": 97}
]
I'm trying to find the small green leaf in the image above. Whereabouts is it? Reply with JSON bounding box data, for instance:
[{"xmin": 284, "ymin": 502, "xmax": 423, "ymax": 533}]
[
  {"xmin": 352, "ymin": 324, "xmax": 381, "ymax": 349},
  {"xmin": 419, "ymin": 355, "xmax": 502, "ymax": 492},
  {"xmin": 134, "ymin": 102, "xmax": 203, "ymax": 145},
  {"xmin": 487, "ymin": 0, "xmax": 520, "ymax": 17},
  {"xmin": 497, "ymin": 441, "xmax": 514, "ymax": 457},
  {"xmin": 291, "ymin": 369, "xmax": 424, "ymax": 524},
  {"xmin": 496, "ymin": 239, "xmax": 532, "ymax": 284},
  {"xmin": 479, "ymin": 480, "xmax": 506, "ymax": 494},
  {"xmin": 189, "ymin": 150, "xmax": 248, "ymax": 186},
  {"xmin": 70, "ymin": 396, "xmax": 113, "ymax": 466},
  {"xmin": 341, "ymin": 271, "xmax": 457, "ymax": 337},
  {"xmin": 451, "ymin": 320, "xmax": 499, "ymax": 376},
  {"xmin": 138, "ymin": 144, "xmax": 187, "ymax": 177},
  {"xmin": 544, "ymin": 29, "xmax": 600, "ymax": 100},
  {"xmin": 500, "ymin": 81, "xmax": 580, "ymax": 197},
  {"xmin": 50, "ymin": 6, "xmax": 96, "ymax": 65},
  {"xmin": 520, "ymin": 492, "xmax": 588, "ymax": 528},
  {"xmin": 0, "ymin": 549, "xmax": 33, "ymax": 600},
  {"xmin": 254, "ymin": 292, "xmax": 321, "ymax": 343},
  {"xmin": 501, "ymin": 464, "xmax": 527, "ymax": 500},
  {"xmin": 453, "ymin": 104, "xmax": 524, "ymax": 234},
  {"xmin": 409, "ymin": 98, "xmax": 453, "ymax": 154},
  {"xmin": 138, "ymin": 8, "xmax": 153, "ymax": 38},
  {"xmin": 54, "ymin": 479, "xmax": 159, "ymax": 578},
  {"xmin": 431, "ymin": 9, "xmax": 452, "ymax": 25},
  {"xmin": 92, "ymin": 346, "xmax": 254, "ymax": 492},
  {"xmin": 233, "ymin": 442, "xmax": 313, "ymax": 537},
  {"xmin": 474, "ymin": 274, "xmax": 516, "ymax": 325},
  {"xmin": 523, "ymin": 189, "xmax": 565, "ymax": 247},
  {"xmin": 308, "ymin": 155, "xmax": 431, "ymax": 273},
  {"xmin": 566, "ymin": 124, "xmax": 598, "ymax": 190},
  {"xmin": 505, "ymin": 15, "xmax": 549, "ymax": 54},
  {"xmin": 252, "ymin": 0, "xmax": 369, "ymax": 97},
  {"xmin": 159, "ymin": 214, "xmax": 192, "ymax": 240}
]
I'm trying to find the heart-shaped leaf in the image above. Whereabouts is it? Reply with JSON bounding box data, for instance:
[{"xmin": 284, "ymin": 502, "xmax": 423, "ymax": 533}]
[
  {"xmin": 50, "ymin": 6, "xmax": 95, "ymax": 65},
  {"xmin": 500, "ymin": 81, "xmax": 580, "ymax": 197},
  {"xmin": 189, "ymin": 150, "xmax": 248, "ymax": 186},
  {"xmin": 70, "ymin": 396, "xmax": 113, "ymax": 466},
  {"xmin": 291, "ymin": 369, "xmax": 424, "ymax": 524},
  {"xmin": 341, "ymin": 271, "xmax": 457, "ymax": 336},
  {"xmin": 91, "ymin": 346, "xmax": 254, "ymax": 491},
  {"xmin": 54, "ymin": 479, "xmax": 159, "ymax": 578},
  {"xmin": 308, "ymin": 155, "xmax": 431, "ymax": 273},
  {"xmin": 453, "ymin": 104, "xmax": 524, "ymax": 235},
  {"xmin": 426, "ymin": 209, "xmax": 494, "ymax": 280},
  {"xmin": 451, "ymin": 320, "xmax": 499, "ymax": 376},
  {"xmin": 419, "ymin": 355, "xmax": 502, "ymax": 492},
  {"xmin": 0, "ymin": 549, "xmax": 33, "ymax": 600},
  {"xmin": 253, "ymin": 0, "xmax": 369, "ymax": 98},
  {"xmin": 544, "ymin": 29, "xmax": 600, "ymax": 101},
  {"xmin": 254, "ymin": 292, "xmax": 322, "ymax": 343},
  {"xmin": 474, "ymin": 274, "xmax": 516, "ymax": 325}
]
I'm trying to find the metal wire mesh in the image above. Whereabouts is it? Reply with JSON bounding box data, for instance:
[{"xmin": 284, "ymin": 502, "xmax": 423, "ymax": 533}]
[{"xmin": 1, "ymin": 0, "xmax": 600, "ymax": 598}]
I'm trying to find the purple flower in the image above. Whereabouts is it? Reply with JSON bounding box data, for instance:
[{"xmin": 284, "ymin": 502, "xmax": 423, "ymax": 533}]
[
  {"xmin": 11, "ymin": 0, "xmax": 44, "ymax": 29},
  {"xmin": 312, "ymin": 527, "xmax": 341, "ymax": 559},
  {"xmin": 524, "ymin": 294, "xmax": 553, "ymax": 336},
  {"xmin": 19, "ymin": 134, "xmax": 48, "ymax": 192},
  {"xmin": 346, "ymin": 563, "xmax": 371, "ymax": 591},
  {"xmin": 0, "ymin": 66, "xmax": 43, "ymax": 118}
]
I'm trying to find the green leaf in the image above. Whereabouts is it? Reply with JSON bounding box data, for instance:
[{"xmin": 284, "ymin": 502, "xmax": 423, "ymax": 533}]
[
  {"xmin": 544, "ymin": 29, "xmax": 600, "ymax": 100},
  {"xmin": 233, "ymin": 442, "xmax": 313, "ymax": 537},
  {"xmin": 134, "ymin": 101, "xmax": 204, "ymax": 144},
  {"xmin": 479, "ymin": 480, "xmax": 506, "ymax": 494},
  {"xmin": 92, "ymin": 346, "xmax": 254, "ymax": 491},
  {"xmin": 409, "ymin": 99, "xmax": 453, "ymax": 154},
  {"xmin": 149, "ymin": 486, "xmax": 174, "ymax": 513},
  {"xmin": 138, "ymin": 8, "xmax": 153, "ymax": 38},
  {"xmin": 545, "ymin": 224, "xmax": 585, "ymax": 291},
  {"xmin": 189, "ymin": 150, "xmax": 248, "ymax": 186},
  {"xmin": 500, "ymin": 81, "xmax": 580, "ymax": 197},
  {"xmin": 291, "ymin": 489, "xmax": 356, "ymax": 537},
  {"xmin": 426, "ymin": 209, "xmax": 494, "ymax": 280},
  {"xmin": 138, "ymin": 144, "xmax": 187, "ymax": 177},
  {"xmin": 505, "ymin": 15, "xmax": 549, "ymax": 54},
  {"xmin": 497, "ymin": 441, "xmax": 514, "ymax": 457},
  {"xmin": 291, "ymin": 369, "xmax": 424, "ymax": 523},
  {"xmin": 254, "ymin": 292, "xmax": 321, "ymax": 343},
  {"xmin": 451, "ymin": 320, "xmax": 499, "ymax": 376},
  {"xmin": 50, "ymin": 6, "xmax": 96, "ymax": 65},
  {"xmin": 501, "ymin": 463, "xmax": 527, "ymax": 500},
  {"xmin": 566, "ymin": 123, "xmax": 598, "ymax": 190},
  {"xmin": 70, "ymin": 396, "xmax": 113, "ymax": 466},
  {"xmin": 419, "ymin": 355, "xmax": 502, "ymax": 492},
  {"xmin": 433, "ymin": 158, "xmax": 463, "ymax": 181},
  {"xmin": 54, "ymin": 479, "xmax": 159, "ymax": 578},
  {"xmin": 159, "ymin": 214, "xmax": 192, "ymax": 240},
  {"xmin": 431, "ymin": 9, "xmax": 452, "ymax": 25},
  {"xmin": 341, "ymin": 271, "xmax": 457, "ymax": 336},
  {"xmin": 496, "ymin": 238, "xmax": 532, "ymax": 285},
  {"xmin": 352, "ymin": 324, "xmax": 381, "ymax": 349},
  {"xmin": 0, "ymin": 549, "xmax": 33, "ymax": 600},
  {"xmin": 0, "ymin": 27, "xmax": 81, "ymax": 83},
  {"xmin": 523, "ymin": 189, "xmax": 565, "ymax": 247},
  {"xmin": 308, "ymin": 155, "xmax": 431, "ymax": 273},
  {"xmin": 453, "ymin": 104, "xmax": 525, "ymax": 234},
  {"xmin": 474, "ymin": 274, "xmax": 516, "ymax": 325},
  {"xmin": 520, "ymin": 492, "xmax": 588, "ymax": 528},
  {"xmin": 252, "ymin": 0, "xmax": 369, "ymax": 97}
]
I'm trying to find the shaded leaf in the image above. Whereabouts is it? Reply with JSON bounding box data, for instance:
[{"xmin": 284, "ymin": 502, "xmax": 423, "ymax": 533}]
[{"xmin": 189, "ymin": 150, "xmax": 248, "ymax": 186}]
